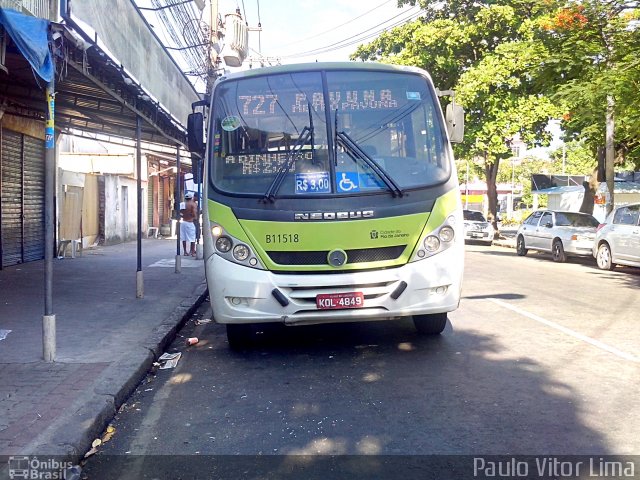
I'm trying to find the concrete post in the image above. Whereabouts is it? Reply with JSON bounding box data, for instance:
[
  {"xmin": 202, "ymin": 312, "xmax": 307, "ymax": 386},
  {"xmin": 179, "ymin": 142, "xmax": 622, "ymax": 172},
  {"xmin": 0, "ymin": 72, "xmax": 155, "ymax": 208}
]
[
  {"xmin": 196, "ymin": 158, "xmax": 203, "ymax": 260},
  {"xmin": 136, "ymin": 115, "xmax": 144, "ymax": 298},
  {"xmin": 175, "ymin": 145, "xmax": 182, "ymax": 273},
  {"xmin": 43, "ymin": 78, "xmax": 56, "ymax": 362}
]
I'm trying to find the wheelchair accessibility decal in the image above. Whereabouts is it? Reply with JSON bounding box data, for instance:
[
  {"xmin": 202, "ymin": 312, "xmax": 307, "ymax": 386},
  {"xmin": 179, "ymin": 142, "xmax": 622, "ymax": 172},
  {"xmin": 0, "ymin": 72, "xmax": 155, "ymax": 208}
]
[{"xmin": 336, "ymin": 172, "xmax": 360, "ymax": 193}]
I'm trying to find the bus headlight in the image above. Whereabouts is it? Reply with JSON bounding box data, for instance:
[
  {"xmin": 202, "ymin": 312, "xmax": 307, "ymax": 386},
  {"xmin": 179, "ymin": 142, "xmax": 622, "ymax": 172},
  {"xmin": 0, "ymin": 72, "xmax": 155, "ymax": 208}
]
[
  {"xmin": 215, "ymin": 236, "xmax": 232, "ymax": 253},
  {"xmin": 424, "ymin": 236, "xmax": 440, "ymax": 252},
  {"xmin": 439, "ymin": 226, "xmax": 455, "ymax": 242},
  {"xmin": 209, "ymin": 222, "xmax": 265, "ymax": 270},
  {"xmin": 411, "ymin": 213, "xmax": 460, "ymax": 262},
  {"xmin": 233, "ymin": 244, "xmax": 250, "ymax": 261}
]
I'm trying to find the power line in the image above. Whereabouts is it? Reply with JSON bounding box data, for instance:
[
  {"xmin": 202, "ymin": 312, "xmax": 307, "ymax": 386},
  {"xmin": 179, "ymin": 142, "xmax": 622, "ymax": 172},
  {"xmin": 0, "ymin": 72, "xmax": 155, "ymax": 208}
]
[
  {"xmin": 240, "ymin": 0, "xmax": 248, "ymax": 24},
  {"xmin": 279, "ymin": 7, "xmax": 420, "ymax": 59},
  {"xmin": 256, "ymin": 0, "xmax": 262, "ymax": 53},
  {"xmin": 147, "ymin": 0, "xmax": 208, "ymax": 78},
  {"xmin": 272, "ymin": 0, "xmax": 395, "ymax": 50},
  {"xmin": 280, "ymin": 7, "xmax": 422, "ymax": 59}
]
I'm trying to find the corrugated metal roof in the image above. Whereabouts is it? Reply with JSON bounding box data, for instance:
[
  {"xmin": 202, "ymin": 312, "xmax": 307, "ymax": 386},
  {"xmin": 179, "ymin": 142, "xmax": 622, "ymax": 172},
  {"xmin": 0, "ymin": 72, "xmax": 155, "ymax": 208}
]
[
  {"xmin": 534, "ymin": 181, "xmax": 640, "ymax": 195},
  {"xmin": 0, "ymin": 22, "xmax": 189, "ymax": 148},
  {"xmin": 532, "ymin": 185, "xmax": 584, "ymax": 194}
]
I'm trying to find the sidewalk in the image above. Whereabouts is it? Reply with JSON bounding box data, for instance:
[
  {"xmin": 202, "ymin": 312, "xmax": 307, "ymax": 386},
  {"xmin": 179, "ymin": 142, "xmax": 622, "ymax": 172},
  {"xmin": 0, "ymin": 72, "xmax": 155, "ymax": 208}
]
[
  {"xmin": 494, "ymin": 226, "xmax": 517, "ymax": 249},
  {"xmin": 493, "ymin": 237, "xmax": 516, "ymax": 249},
  {"xmin": 0, "ymin": 238, "xmax": 207, "ymax": 461}
]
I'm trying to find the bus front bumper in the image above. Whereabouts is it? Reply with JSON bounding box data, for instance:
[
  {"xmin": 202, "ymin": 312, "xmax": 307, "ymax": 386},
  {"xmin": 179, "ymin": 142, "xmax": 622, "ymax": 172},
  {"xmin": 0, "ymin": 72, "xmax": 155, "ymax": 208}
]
[{"xmin": 206, "ymin": 247, "xmax": 463, "ymax": 326}]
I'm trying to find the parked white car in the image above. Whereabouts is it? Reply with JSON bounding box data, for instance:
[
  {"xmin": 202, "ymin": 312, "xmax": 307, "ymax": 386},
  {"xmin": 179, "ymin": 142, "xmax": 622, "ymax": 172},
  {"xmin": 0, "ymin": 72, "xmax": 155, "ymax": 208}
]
[
  {"xmin": 463, "ymin": 210, "xmax": 495, "ymax": 245},
  {"xmin": 593, "ymin": 202, "xmax": 640, "ymax": 270},
  {"xmin": 516, "ymin": 210, "xmax": 599, "ymax": 262}
]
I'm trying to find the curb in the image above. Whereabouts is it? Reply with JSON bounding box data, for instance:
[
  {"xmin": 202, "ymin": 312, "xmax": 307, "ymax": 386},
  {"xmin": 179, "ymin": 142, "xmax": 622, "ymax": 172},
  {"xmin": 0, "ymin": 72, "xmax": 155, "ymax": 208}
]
[
  {"xmin": 493, "ymin": 239, "xmax": 516, "ymax": 249},
  {"xmin": 22, "ymin": 282, "xmax": 209, "ymax": 463}
]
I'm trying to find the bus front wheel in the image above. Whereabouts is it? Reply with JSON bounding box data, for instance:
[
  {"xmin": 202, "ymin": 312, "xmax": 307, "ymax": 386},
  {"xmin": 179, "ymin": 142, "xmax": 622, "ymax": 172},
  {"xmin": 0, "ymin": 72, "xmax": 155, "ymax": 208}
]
[
  {"xmin": 226, "ymin": 323, "xmax": 255, "ymax": 350},
  {"xmin": 413, "ymin": 313, "xmax": 447, "ymax": 335}
]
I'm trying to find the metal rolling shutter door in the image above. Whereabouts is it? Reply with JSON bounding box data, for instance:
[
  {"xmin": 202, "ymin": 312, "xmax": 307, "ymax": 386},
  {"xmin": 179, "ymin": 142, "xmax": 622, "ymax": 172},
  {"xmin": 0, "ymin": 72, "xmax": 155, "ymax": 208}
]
[
  {"xmin": 22, "ymin": 135, "xmax": 45, "ymax": 262},
  {"xmin": 1, "ymin": 129, "xmax": 23, "ymax": 267},
  {"xmin": 147, "ymin": 178, "xmax": 154, "ymax": 226},
  {"xmin": 158, "ymin": 177, "xmax": 165, "ymax": 223}
]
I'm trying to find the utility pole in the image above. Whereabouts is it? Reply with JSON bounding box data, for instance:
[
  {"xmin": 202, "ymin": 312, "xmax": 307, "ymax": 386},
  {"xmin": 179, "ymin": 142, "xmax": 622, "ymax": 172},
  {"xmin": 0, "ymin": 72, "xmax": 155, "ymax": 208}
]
[
  {"xmin": 207, "ymin": 0, "xmax": 219, "ymax": 96},
  {"xmin": 465, "ymin": 161, "xmax": 469, "ymax": 209}
]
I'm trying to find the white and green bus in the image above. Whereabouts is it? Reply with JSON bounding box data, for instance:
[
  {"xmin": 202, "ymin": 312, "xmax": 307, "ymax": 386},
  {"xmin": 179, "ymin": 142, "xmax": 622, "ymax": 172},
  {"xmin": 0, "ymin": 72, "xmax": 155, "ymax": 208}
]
[{"xmin": 188, "ymin": 62, "xmax": 465, "ymax": 348}]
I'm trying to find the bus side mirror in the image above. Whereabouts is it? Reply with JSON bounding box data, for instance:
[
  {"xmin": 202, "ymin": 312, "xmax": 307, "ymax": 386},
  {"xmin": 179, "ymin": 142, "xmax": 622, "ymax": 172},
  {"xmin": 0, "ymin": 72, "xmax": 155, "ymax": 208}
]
[
  {"xmin": 446, "ymin": 103, "xmax": 465, "ymax": 143},
  {"xmin": 187, "ymin": 112, "xmax": 204, "ymax": 157},
  {"xmin": 191, "ymin": 156, "xmax": 201, "ymax": 184}
]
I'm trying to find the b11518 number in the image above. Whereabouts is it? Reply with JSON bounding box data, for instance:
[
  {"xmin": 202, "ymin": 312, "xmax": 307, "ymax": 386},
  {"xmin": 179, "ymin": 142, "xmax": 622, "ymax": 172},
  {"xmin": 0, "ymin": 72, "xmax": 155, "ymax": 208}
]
[{"xmin": 265, "ymin": 234, "xmax": 299, "ymax": 244}]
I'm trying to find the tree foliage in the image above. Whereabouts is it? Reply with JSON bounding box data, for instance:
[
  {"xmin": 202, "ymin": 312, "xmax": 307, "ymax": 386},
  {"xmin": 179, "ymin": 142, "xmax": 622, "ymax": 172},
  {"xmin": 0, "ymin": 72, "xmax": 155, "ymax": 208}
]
[
  {"xmin": 536, "ymin": 0, "xmax": 640, "ymax": 169},
  {"xmin": 352, "ymin": 0, "xmax": 640, "ymax": 224},
  {"xmin": 353, "ymin": 1, "xmax": 559, "ymax": 226}
]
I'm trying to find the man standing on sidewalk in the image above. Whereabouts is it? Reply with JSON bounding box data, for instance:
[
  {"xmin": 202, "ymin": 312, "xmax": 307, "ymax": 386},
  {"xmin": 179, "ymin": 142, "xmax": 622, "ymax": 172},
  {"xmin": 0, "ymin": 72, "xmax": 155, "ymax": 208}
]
[{"xmin": 180, "ymin": 192, "xmax": 197, "ymax": 256}]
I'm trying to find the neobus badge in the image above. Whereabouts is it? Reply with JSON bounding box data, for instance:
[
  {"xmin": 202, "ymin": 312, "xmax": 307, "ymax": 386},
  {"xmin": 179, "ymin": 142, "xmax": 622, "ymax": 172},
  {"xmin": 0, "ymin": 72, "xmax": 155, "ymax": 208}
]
[{"xmin": 294, "ymin": 211, "xmax": 374, "ymax": 221}]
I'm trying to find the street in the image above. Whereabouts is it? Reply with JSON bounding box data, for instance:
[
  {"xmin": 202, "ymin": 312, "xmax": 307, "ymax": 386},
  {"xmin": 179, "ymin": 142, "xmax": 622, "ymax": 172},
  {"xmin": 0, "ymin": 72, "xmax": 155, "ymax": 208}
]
[{"xmin": 83, "ymin": 244, "xmax": 640, "ymax": 477}]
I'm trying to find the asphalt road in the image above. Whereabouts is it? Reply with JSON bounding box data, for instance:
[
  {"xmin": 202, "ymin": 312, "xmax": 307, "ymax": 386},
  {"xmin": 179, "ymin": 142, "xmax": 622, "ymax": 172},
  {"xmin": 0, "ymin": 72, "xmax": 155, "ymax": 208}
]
[{"xmin": 83, "ymin": 244, "xmax": 640, "ymax": 478}]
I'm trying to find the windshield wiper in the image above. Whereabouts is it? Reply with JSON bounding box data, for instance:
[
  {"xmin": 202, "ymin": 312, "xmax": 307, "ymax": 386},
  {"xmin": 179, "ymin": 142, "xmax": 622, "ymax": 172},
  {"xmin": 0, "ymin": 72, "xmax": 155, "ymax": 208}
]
[
  {"xmin": 262, "ymin": 125, "xmax": 313, "ymax": 202},
  {"xmin": 336, "ymin": 130, "xmax": 404, "ymax": 197},
  {"xmin": 263, "ymin": 103, "xmax": 316, "ymax": 202}
]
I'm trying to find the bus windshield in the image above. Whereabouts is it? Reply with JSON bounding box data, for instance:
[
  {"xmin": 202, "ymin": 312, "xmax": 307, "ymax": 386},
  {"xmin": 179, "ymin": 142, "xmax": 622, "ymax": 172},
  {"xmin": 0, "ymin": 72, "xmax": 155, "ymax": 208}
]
[{"xmin": 210, "ymin": 69, "xmax": 450, "ymax": 197}]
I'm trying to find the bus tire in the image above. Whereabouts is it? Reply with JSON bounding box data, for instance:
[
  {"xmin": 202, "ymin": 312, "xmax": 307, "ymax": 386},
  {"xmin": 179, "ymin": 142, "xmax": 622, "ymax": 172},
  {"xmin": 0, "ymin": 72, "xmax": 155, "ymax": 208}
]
[
  {"xmin": 413, "ymin": 313, "xmax": 447, "ymax": 335},
  {"xmin": 226, "ymin": 323, "xmax": 254, "ymax": 350}
]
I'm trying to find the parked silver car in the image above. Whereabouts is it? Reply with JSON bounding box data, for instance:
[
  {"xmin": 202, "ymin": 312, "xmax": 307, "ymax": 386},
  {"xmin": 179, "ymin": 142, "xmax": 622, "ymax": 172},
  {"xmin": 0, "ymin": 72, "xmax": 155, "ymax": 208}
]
[
  {"xmin": 593, "ymin": 202, "xmax": 640, "ymax": 270},
  {"xmin": 516, "ymin": 210, "xmax": 599, "ymax": 262},
  {"xmin": 463, "ymin": 210, "xmax": 495, "ymax": 245}
]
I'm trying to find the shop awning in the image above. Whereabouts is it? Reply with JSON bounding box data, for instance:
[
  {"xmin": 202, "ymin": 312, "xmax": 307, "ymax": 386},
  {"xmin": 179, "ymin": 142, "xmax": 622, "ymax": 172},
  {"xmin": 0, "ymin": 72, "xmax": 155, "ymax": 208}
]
[{"xmin": 0, "ymin": 7, "xmax": 52, "ymax": 82}]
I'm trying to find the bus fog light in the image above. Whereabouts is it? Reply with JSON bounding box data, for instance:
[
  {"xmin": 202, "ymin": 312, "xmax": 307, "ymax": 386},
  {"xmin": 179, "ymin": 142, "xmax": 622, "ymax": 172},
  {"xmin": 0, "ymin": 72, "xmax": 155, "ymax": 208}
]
[
  {"xmin": 417, "ymin": 250, "xmax": 426, "ymax": 258},
  {"xmin": 216, "ymin": 236, "xmax": 232, "ymax": 253},
  {"xmin": 249, "ymin": 258, "xmax": 258, "ymax": 266},
  {"xmin": 424, "ymin": 236, "xmax": 440, "ymax": 252},
  {"xmin": 439, "ymin": 226, "xmax": 455, "ymax": 242},
  {"xmin": 228, "ymin": 297, "xmax": 250, "ymax": 307},
  {"xmin": 233, "ymin": 244, "xmax": 250, "ymax": 261}
]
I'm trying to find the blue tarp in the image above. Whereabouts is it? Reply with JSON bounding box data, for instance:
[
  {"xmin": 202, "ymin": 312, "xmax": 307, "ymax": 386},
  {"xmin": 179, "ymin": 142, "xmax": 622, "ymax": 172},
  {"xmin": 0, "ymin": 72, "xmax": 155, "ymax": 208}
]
[{"xmin": 0, "ymin": 7, "xmax": 53, "ymax": 82}]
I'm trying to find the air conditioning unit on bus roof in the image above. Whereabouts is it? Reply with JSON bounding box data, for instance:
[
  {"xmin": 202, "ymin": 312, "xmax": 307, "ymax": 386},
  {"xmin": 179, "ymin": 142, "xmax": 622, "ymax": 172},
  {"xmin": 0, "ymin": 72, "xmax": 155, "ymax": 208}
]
[{"xmin": 221, "ymin": 12, "xmax": 248, "ymax": 68}]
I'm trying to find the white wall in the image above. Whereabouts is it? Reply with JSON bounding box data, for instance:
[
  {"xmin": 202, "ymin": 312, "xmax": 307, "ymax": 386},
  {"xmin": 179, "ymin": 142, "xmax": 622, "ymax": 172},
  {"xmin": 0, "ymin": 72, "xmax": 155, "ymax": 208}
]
[
  {"xmin": 548, "ymin": 191, "xmax": 584, "ymax": 212},
  {"xmin": 103, "ymin": 175, "xmax": 148, "ymax": 245},
  {"xmin": 593, "ymin": 192, "xmax": 640, "ymax": 223}
]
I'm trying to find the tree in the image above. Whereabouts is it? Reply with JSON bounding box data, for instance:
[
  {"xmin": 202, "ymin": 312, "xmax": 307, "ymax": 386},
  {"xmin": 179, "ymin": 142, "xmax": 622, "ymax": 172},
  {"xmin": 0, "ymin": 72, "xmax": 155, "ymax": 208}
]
[
  {"xmin": 536, "ymin": 1, "xmax": 640, "ymax": 214},
  {"xmin": 353, "ymin": 2, "xmax": 560, "ymax": 229},
  {"xmin": 454, "ymin": 39, "xmax": 559, "ymax": 225}
]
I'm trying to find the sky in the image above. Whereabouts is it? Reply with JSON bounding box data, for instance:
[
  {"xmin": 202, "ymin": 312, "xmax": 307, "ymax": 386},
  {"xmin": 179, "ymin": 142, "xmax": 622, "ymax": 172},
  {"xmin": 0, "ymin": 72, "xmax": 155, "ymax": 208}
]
[{"xmin": 216, "ymin": 0, "xmax": 418, "ymax": 66}]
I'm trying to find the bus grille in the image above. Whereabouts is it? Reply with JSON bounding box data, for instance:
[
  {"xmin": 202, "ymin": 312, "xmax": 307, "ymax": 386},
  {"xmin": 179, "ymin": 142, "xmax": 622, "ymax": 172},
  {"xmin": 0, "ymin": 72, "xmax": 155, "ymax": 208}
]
[{"xmin": 266, "ymin": 245, "xmax": 407, "ymax": 266}]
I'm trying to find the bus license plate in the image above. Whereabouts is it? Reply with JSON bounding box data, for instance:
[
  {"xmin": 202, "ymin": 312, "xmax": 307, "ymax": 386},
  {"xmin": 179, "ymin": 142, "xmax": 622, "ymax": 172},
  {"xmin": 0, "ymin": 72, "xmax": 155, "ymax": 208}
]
[{"xmin": 316, "ymin": 292, "xmax": 364, "ymax": 310}]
